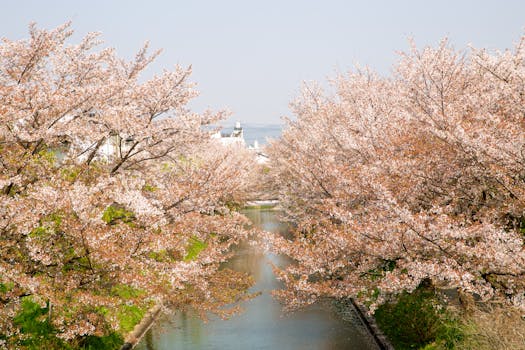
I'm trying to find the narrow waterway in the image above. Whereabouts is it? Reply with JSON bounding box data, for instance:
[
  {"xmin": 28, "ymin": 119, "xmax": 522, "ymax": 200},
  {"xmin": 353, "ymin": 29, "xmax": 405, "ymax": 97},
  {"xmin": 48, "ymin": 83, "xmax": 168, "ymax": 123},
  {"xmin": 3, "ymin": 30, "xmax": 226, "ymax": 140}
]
[{"xmin": 136, "ymin": 209, "xmax": 379, "ymax": 350}]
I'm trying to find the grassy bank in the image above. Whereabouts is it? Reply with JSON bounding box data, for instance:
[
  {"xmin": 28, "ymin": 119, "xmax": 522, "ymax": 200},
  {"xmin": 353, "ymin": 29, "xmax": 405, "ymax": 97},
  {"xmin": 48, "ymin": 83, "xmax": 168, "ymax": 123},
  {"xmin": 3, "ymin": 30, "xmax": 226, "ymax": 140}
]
[
  {"xmin": 0, "ymin": 283, "xmax": 153, "ymax": 350},
  {"xmin": 374, "ymin": 283, "xmax": 525, "ymax": 349}
]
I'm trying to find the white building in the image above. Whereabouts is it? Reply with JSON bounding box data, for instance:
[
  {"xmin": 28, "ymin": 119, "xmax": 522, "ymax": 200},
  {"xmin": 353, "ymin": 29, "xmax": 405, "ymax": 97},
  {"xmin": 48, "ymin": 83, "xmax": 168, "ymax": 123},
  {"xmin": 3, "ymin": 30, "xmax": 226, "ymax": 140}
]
[
  {"xmin": 211, "ymin": 121, "xmax": 269, "ymax": 164},
  {"xmin": 212, "ymin": 121, "xmax": 246, "ymax": 148}
]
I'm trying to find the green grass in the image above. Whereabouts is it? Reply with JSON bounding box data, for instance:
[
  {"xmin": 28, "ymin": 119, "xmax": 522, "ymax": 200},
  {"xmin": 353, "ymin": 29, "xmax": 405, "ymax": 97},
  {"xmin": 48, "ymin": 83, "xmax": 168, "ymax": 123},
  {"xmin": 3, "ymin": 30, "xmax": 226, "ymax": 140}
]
[
  {"xmin": 116, "ymin": 304, "xmax": 145, "ymax": 334},
  {"xmin": 109, "ymin": 284, "xmax": 151, "ymax": 335},
  {"xmin": 6, "ymin": 291, "xmax": 147, "ymax": 349},
  {"xmin": 374, "ymin": 283, "xmax": 462, "ymax": 350},
  {"xmin": 79, "ymin": 333, "xmax": 123, "ymax": 350},
  {"xmin": 12, "ymin": 297, "xmax": 69, "ymax": 349}
]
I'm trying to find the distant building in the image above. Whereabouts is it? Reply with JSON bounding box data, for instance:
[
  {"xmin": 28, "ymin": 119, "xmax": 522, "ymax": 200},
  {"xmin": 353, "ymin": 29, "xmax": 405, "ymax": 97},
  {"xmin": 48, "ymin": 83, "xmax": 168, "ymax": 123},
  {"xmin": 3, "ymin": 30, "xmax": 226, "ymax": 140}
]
[
  {"xmin": 211, "ymin": 121, "xmax": 269, "ymax": 163},
  {"xmin": 212, "ymin": 121, "xmax": 246, "ymax": 147},
  {"xmin": 230, "ymin": 121, "xmax": 243, "ymax": 138}
]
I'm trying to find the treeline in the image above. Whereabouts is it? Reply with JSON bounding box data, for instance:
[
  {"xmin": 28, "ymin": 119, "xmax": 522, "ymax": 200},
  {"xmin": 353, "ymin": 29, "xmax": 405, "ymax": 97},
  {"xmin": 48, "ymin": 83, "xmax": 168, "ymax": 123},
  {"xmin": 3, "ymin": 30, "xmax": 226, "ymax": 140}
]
[
  {"xmin": 0, "ymin": 23, "xmax": 259, "ymax": 348},
  {"xmin": 3, "ymin": 21, "xmax": 525, "ymax": 349},
  {"xmin": 266, "ymin": 36, "xmax": 525, "ymax": 348}
]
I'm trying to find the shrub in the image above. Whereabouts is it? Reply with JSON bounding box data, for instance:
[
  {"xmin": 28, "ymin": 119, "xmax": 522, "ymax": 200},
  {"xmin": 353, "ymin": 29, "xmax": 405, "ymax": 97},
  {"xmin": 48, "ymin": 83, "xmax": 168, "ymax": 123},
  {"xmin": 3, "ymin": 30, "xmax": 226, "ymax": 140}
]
[{"xmin": 374, "ymin": 283, "xmax": 462, "ymax": 349}]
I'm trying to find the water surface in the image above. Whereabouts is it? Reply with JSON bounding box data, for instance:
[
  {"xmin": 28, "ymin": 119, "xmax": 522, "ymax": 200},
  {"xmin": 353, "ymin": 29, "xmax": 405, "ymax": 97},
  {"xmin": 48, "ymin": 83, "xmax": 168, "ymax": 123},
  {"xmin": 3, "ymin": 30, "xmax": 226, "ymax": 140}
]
[{"xmin": 136, "ymin": 209, "xmax": 378, "ymax": 350}]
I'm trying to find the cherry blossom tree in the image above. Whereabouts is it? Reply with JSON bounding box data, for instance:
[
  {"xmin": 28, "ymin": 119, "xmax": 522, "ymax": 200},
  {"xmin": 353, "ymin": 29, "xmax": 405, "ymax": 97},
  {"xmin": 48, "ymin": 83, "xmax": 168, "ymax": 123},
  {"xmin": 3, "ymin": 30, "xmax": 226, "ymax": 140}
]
[
  {"xmin": 0, "ymin": 22, "xmax": 257, "ymax": 347},
  {"xmin": 267, "ymin": 36, "xmax": 525, "ymax": 313}
]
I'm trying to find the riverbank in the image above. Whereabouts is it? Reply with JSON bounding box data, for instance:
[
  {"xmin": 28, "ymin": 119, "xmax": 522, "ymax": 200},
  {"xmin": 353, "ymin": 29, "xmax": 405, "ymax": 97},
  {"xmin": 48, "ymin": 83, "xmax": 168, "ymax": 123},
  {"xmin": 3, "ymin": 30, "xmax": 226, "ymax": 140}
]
[
  {"xmin": 333, "ymin": 299, "xmax": 394, "ymax": 350},
  {"xmin": 120, "ymin": 304, "xmax": 162, "ymax": 350}
]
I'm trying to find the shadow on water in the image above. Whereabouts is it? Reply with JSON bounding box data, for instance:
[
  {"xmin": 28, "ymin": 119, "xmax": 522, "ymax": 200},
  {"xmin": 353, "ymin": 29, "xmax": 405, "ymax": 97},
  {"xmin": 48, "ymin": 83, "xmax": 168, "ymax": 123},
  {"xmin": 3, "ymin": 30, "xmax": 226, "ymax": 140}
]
[{"xmin": 136, "ymin": 209, "xmax": 379, "ymax": 350}]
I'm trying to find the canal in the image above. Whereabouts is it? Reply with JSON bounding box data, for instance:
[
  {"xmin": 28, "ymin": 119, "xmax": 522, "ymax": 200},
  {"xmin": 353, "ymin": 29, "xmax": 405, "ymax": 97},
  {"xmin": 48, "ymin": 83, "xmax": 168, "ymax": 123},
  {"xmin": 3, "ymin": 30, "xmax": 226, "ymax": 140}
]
[{"xmin": 136, "ymin": 209, "xmax": 379, "ymax": 350}]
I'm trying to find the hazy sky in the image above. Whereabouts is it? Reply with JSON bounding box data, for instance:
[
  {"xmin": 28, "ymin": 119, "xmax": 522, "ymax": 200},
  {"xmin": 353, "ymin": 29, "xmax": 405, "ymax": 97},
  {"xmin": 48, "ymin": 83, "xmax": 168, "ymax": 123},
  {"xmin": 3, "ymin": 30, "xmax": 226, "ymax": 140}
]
[{"xmin": 2, "ymin": 0, "xmax": 524, "ymax": 124}]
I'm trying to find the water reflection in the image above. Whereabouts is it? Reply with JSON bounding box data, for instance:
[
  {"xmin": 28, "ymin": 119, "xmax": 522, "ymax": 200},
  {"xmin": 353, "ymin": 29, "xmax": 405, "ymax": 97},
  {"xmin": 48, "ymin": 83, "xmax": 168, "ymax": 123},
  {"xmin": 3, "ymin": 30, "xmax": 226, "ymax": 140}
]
[{"xmin": 136, "ymin": 209, "xmax": 378, "ymax": 350}]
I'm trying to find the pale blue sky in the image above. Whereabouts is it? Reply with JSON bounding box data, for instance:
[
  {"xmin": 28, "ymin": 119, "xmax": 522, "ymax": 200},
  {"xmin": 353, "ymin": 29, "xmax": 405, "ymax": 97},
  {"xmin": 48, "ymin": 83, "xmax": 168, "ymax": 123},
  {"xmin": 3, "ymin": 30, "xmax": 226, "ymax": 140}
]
[{"xmin": 1, "ymin": 0, "xmax": 524, "ymax": 124}]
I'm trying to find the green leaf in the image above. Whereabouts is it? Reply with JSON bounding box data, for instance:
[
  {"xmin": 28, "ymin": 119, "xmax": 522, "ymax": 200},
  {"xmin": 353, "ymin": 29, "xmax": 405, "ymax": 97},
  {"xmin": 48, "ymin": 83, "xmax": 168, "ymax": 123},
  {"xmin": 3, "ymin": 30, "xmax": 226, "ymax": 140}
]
[
  {"xmin": 101, "ymin": 205, "xmax": 135, "ymax": 225},
  {"xmin": 183, "ymin": 236, "xmax": 207, "ymax": 261}
]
